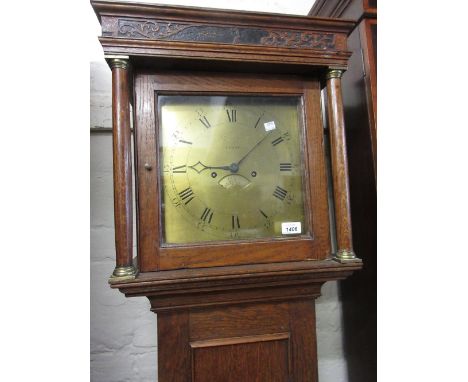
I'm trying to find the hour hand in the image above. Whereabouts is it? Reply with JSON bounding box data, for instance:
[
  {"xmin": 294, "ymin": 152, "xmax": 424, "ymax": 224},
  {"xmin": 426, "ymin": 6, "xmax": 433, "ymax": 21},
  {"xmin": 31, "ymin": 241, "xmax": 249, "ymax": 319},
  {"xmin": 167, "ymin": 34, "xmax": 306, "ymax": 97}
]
[{"xmin": 188, "ymin": 160, "xmax": 231, "ymax": 174}]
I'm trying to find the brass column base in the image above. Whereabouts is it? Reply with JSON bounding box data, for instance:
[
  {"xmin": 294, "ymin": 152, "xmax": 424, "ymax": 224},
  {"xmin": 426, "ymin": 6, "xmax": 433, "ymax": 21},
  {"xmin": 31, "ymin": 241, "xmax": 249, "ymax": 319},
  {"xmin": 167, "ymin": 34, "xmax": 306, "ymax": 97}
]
[
  {"xmin": 109, "ymin": 265, "xmax": 138, "ymax": 283},
  {"xmin": 333, "ymin": 249, "xmax": 362, "ymax": 264}
]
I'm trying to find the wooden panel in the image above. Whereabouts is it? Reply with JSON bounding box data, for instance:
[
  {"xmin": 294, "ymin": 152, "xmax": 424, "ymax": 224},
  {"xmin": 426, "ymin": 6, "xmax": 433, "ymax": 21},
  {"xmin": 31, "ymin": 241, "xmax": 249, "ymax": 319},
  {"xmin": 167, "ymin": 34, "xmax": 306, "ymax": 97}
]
[
  {"xmin": 190, "ymin": 303, "xmax": 289, "ymax": 341},
  {"xmin": 309, "ymin": 0, "xmax": 362, "ymax": 18},
  {"xmin": 191, "ymin": 335, "xmax": 290, "ymax": 382},
  {"xmin": 149, "ymin": 71, "xmax": 306, "ymax": 93},
  {"xmin": 309, "ymin": 0, "xmax": 377, "ymax": 19},
  {"xmin": 153, "ymin": 296, "xmax": 327, "ymax": 381},
  {"xmin": 134, "ymin": 73, "xmax": 160, "ymax": 272},
  {"xmin": 359, "ymin": 18, "xmax": 377, "ymax": 176},
  {"xmin": 289, "ymin": 300, "xmax": 318, "ymax": 381},
  {"xmin": 158, "ymin": 311, "xmax": 191, "ymax": 382},
  {"xmin": 304, "ymin": 80, "xmax": 331, "ymax": 258},
  {"xmin": 148, "ymin": 284, "xmax": 321, "ymax": 312},
  {"xmin": 158, "ymin": 240, "xmax": 322, "ymax": 271},
  {"xmin": 118, "ymin": 259, "xmax": 359, "ymax": 288}
]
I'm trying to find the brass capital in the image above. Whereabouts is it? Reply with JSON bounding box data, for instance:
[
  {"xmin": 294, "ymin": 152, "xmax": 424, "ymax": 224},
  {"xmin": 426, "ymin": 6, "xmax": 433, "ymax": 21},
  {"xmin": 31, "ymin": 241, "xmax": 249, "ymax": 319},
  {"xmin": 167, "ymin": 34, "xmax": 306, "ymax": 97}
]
[
  {"xmin": 326, "ymin": 69, "xmax": 344, "ymax": 80},
  {"xmin": 106, "ymin": 55, "xmax": 130, "ymax": 70},
  {"xmin": 109, "ymin": 265, "xmax": 138, "ymax": 283},
  {"xmin": 333, "ymin": 248, "xmax": 362, "ymax": 263}
]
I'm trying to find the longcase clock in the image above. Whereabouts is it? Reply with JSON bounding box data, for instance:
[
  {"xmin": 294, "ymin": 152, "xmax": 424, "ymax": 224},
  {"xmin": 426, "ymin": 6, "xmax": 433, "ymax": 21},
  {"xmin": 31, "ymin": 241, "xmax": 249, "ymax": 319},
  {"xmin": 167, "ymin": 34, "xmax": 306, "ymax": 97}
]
[{"xmin": 92, "ymin": 1, "xmax": 362, "ymax": 380}]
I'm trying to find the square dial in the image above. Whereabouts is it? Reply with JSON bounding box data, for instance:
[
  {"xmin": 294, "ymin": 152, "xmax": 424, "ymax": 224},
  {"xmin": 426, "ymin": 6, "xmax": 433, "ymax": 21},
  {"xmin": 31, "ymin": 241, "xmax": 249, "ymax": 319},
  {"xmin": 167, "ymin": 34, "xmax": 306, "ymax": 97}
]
[{"xmin": 158, "ymin": 95, "xmax": 308, "ymax": 245}]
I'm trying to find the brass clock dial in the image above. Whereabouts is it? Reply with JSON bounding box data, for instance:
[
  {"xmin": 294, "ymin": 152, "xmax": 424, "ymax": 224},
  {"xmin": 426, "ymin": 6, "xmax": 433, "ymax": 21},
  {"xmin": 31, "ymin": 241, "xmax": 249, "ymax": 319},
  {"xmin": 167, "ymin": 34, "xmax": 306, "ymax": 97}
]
[{"xmin": 159, "ymin": 95, "xmax": 308, "ymax": 244}]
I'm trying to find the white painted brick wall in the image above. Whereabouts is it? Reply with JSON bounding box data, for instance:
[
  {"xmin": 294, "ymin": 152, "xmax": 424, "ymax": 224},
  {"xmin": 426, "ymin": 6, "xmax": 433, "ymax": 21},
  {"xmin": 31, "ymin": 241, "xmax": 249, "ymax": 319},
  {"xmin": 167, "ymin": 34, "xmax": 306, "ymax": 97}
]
[
  {"xmin": 90, "ymin": 129, "xmax": 158, "ymax": 382},
  {"xmin": 90, "ymin": 61, "xmax": 157, "ymax": 381}
]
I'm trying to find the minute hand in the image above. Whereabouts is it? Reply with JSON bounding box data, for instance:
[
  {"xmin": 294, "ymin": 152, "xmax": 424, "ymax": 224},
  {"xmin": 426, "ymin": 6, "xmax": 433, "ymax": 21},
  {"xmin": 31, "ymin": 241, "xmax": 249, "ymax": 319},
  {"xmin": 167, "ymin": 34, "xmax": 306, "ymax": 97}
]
[{"xmin": 235, "ymin": 132, "xmax": 272, "ymax": 167}]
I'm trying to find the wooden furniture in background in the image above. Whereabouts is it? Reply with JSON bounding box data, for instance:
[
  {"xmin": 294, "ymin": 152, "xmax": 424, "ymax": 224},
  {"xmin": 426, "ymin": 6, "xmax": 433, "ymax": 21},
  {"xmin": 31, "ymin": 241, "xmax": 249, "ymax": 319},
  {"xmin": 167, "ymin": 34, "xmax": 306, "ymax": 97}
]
[
  {"xmin": 310, "ymin": 0, "xmax": 377, "ymax": 178},
  {"xmin": 92, "ymin": 1, "xmax": 363, "ymax": 380},
  {"xmin": 310, "ymin": 1, "xmax": 377, "ymax": 380}
]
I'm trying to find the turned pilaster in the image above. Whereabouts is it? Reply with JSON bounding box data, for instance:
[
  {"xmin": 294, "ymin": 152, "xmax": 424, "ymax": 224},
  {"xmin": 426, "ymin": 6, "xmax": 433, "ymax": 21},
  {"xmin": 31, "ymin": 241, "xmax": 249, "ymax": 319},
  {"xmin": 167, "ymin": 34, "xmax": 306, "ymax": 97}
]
[
  {"xmin": 326, "ymin": 69, "xmax": 359, "ymax": 263},
  {"xmin": 107, "ymin": 56, "xmax": 137, "ymax": 281}
]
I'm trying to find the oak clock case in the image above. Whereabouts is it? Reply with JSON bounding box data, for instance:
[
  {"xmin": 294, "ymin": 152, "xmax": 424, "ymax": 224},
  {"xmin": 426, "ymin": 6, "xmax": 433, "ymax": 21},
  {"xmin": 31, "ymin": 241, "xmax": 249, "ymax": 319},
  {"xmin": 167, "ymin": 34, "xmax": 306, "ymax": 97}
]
[
  {"xmin": 135, "ymin": 73, "xmax": 331, "ymax": 272},
  {"xmin": 93, "ymin": 1, "xmax": 362, "ymax": 381},
  {"xmin": 159, "ymin": 94, "xmax": 307, "ymax": 245}
]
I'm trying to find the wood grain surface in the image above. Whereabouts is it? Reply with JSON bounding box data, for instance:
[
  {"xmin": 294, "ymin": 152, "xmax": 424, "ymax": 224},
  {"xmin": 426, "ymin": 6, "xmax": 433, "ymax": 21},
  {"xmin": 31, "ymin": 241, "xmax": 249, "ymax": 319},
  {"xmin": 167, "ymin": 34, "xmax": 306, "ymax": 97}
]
[
  {"xmin": 154, "ymin": 299, "xmax": 323, "ymax": 381},
  {"xmin": 191, "ymin": 336, "xmax": 290, "ymax": 382},
  {"xmin": 110, "ymin": 62, "xmax": 133, "ymax": 268},
  {"xmin": 359, "ymin": 17, "xmax": 377, "ymax": 177},
  {"xmin": 326, "ymin": 74, "xmax": 354, "ymax": 253},
  {"xmin": 190, "ymin": 303, "xmax": 289, "ymax": 341},
  {"xmin": 92, "ymin": 0, "xmax": 354, "ymax": 71}
]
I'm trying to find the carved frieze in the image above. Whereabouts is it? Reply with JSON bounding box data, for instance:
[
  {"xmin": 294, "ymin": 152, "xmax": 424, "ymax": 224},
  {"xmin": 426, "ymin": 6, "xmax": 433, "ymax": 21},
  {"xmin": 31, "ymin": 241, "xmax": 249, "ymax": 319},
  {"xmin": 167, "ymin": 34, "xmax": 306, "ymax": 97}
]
[{"xmin": 114, "ymin": 19, "xmax": 336, "ymax": 50}]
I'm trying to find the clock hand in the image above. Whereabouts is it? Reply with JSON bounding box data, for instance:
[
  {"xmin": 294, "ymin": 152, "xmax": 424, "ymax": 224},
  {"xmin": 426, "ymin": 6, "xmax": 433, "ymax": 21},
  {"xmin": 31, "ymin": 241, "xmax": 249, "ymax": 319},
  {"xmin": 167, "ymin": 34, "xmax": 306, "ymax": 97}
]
[
  {"xmin": 235, "ymin": 132, "xmax": 272, "ymax": 167},
  {"xmin": 188, "ymin": 160, "xmax": 231, "ymax": 174},
  {"xmin": 188, "ymin": 131, "xmax": 272, "ymax": 175}
]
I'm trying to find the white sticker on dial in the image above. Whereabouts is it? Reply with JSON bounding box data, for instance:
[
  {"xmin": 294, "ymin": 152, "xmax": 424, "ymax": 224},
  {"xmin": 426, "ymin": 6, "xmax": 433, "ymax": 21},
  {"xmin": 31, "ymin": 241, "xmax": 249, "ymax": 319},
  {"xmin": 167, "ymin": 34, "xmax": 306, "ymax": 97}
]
[
  {"xmin": 264, "ymin": 121, "xmax": 276, "ymax": 131},
  {"xmin": 281, "ymin": 222, "xmax": 302, "ymax": 235}
]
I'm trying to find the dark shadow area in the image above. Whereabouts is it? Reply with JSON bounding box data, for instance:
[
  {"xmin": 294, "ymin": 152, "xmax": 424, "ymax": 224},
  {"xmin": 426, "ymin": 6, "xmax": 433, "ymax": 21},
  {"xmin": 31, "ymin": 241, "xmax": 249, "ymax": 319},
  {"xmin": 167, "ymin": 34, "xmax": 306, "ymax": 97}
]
[
  {"xmin": 340, "ymin": 101, "xmax": 377, "ymax": 382},
  {"xmin": 328, "ymin": 22, "xmax": 377, "ymax": 381},
  {"xmin": 322, "ymin": 96, "xmax": 377, "ymax": 381},
  {"xmin": 340, "ymin": 57, "xmax": 377, "ymax": 380}
]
